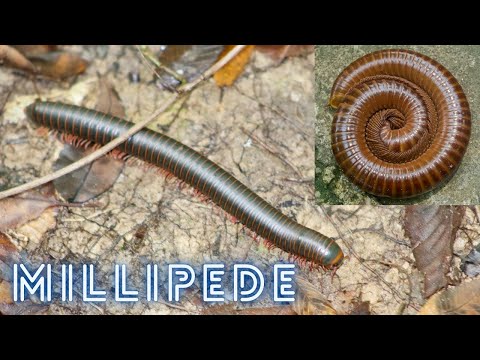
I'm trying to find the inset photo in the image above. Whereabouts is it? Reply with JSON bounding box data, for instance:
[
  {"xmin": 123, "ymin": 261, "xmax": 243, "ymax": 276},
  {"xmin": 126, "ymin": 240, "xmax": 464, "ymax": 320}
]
[{"xmin": 315, "ymin": 45, "xmax": 477, "ymax": 205}]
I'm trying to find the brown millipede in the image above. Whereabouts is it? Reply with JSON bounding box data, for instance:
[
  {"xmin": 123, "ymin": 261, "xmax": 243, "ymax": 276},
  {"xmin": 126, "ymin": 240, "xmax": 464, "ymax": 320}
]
[
  {"xmin": 330, "ymin": 49, "xmax": 471, "ymax": 199},
  {"xmin": 25, "ymin": 101, "xmax": 344, "ymax": 267}
]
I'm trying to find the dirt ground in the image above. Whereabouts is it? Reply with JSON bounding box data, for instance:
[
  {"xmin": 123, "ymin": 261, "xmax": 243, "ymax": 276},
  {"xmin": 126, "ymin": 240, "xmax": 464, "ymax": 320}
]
[
  {"xmin": 315, "ymin": 45, "xmax": 480, "ymax": 205},
  {"xmin": 1, "ymin": 45, "xmax": 479, "ymax": 315}
]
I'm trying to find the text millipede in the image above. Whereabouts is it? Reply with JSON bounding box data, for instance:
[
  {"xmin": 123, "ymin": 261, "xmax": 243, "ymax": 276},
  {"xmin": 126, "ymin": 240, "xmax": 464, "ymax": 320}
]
[
  {"xmin": 26, "ymin": 101, "xmax": 344, "ymax": 267},
  {"xmin": 329, "ymin": 49, "xmax": 471, "ymax": 199}
]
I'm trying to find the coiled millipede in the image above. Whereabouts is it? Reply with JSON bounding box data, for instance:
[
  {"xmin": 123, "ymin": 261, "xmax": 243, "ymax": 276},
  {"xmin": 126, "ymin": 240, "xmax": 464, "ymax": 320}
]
[
  {"xmin": 26, "ymin": 101, "xmax": 344, "ymax": 267},
  {"xmin": 329, "ymin": 49, "xmax": 471, "ymax": 199}
]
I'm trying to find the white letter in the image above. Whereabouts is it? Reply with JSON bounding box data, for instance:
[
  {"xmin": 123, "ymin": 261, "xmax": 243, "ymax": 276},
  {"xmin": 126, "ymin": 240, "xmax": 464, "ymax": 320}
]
[
  {"xmin": 61, "ymin": 264, "xmax": 73, "ymax": 302},
  {"xmin": 17, "ymin": 264, "xmax": 50, "ymax": 302},
  {"xmin": 274, "ymin": 264, "xmax": 295, "ymax": 302},
  {"xmin": 233, "ymin": 264, "xmax": 264, "ymax": 302},
  {"xmin": 82, "ymin": 264, "xmax": 106, "ymax": 302},
  {"xmin": 146, "ymin": 264, "xmax": 158, "ymax": 302},
  {"xmin": 203, "ymin": 264, "xmax": 225, "ymax": 302},
  {"xmin": 168, "ymin": 264, "xmax": 195, "ymax": 302},
  {"xmin": 115, "ymin": 265, "xmax": 139, "ymax": 302}
]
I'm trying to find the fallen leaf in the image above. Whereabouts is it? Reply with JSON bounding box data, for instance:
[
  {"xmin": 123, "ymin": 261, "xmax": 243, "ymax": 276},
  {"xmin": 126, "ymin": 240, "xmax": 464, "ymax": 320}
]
[
  {"xmin": 0, "ymin": 302, "xmax": 49, "ymax": 315},
  {"xmin": 293, "ymin": 276, "xmax": 337, "ymax": 315},
  {"xmin": 404, "ymin": 206, "xmax": 465, "ymax": 298},
  {"xmin": 0, "ymin": 232, "xmax": 18, "ymax": 274},
  {"xmin": 95, "ymin": 77, "xmax": 126, "ymax": 117},
  {"xmin": 256, "ymin": 45, "xmax": 314, "ymax": 61},
  {"xmin": 0, "ymin": 280, "xmax": 13, "ymax": 305},
  {"xmin": 53, "ymin": 78, "xmax": 124, "ymax": 203},
  {"xmin": 0, "ymin": 183, "xmax": 65, "ymax": 232},
  {"xmin": 214, "ymin": 45, "xmax": 255, "ymax": 87},
  {"xmin": 0, "ymin": 45, "xmax": 35, "ymax": 73},
  {"xmin": 0, "ymin": 233, "xmax": 49, "ymax": 315},
  {"xmin": 12, "ymin": 45, "xmax": 57, "ymax": 56},
  {"xmin": 16, "ymin": 208, "xmax": 58, "ymax": 244},
  {"xmin": 420, "ymin": 278, "xmax": 480, "ymax": 315},
  {"xmin": 461, "ymin": 244, "xmax": 480, "ymax": 277},
  {"xmin": 349, "ymin": 301, "xmax": 371, "ymax": 315},
  {"xmin": 155, "ymin": 45, "xmax": 224, "ymax": 89},
  {"xmin": 201, "ymin": 303, "xmax": 296, "ymax": 315},
  {"xmin": 0, "ymin": 232, "xmax": 17, "ymax": 255},
  {"xmin": 28, "ymin": 51, "xmax": 88, "ymax": 80}
]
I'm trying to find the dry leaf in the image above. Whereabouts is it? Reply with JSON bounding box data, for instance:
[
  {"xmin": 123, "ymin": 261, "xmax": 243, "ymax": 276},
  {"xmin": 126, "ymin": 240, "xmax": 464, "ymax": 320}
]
[
  {"xmin": 349, "ymin": 301, "xmax": 371, "ymax": 315},
  {"xmin": 0, "ymin": 280, "xmax": 13, "ymax": 305},
  {"xmin": 0, "ymin": 45, "xmax": 35, "ymax": 73},
  {"xmin": 95, "ymin": 77, "xmax": 126, "ymax": 117},
  {"xmin": 404, "ymin": 206, "xmax": 465, "ymax": 298},
  {"xmin": 156, "ymin": 45, "xmax": 224, "ymax": 89},
  {"xmin": 28, "ymin": 51, "xmax": 88, "ymax": 80},
  {"xmin": 201, "ymin": 303, "xmax": 296, "ymax": 315},
  {"xmin": 0, "ymin": 183, "xmax": 65, "ymax": 232},
  {"xmin": 12, "ymin": 45, "xmax": 57, "ymax": 56},
  {"xmin": 256, "ymin": 45, "xmax": 314, "ymax": 61},
  {"xmin": 0, "ymin": 232, "xmax": 49, "ymax": 315},
  {"xmin": 0, "ymin": 232, "xmax": 17, "ymax": 255},
  {"xmin": 461, "ymin": 243, "xmax": 480, "ymax": 277},
  {"xmin": 293, "ymin": 276, "xmax": 337, "ymax": 315},
  {"xmin": 214, "ymin": 45, "xmax": 255, "ymax": 87},
  {"xmin": 0, "ymin": 303, "xmax": 49, "ymax": 315},
  {"xmin": 420, "ymin": 278, "xmax": 480, "ymax": 315},
  {"xmin": 201, "ymin": 276, "xmax": 336, "ymax": 315},
  {"xmin": 16, "ymin": 208, "xmax": 58, "ymax": 244},
  {"xmin": 53, "ymin": 78, "xmax": 125, "ymax": 203}
]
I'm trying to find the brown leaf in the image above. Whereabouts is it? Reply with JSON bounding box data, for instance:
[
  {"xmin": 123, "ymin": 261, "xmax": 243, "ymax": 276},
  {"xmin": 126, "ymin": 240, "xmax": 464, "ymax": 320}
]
[
  {"xmin": 12, "ymin": 45, "xmax": 57, "ymax": 56},
  {"xmin": 155, "ymin": 45, "xmax": 224, "ymax": 89},
  {"xmin": 0, "ymin": 232, "xmax": 17, "ymax": 255},
  {"xmin": 214, "ymin": 45, "xmax": 255, "ymax": 87},
  {"xmin": 0, "ymin": 280, "xmax": 13, "ymax": 305},
  {"xmin": 420, "ymin": 278, "xmax": 480, "ymax": 315},
  {"xmin": 0, "ymin": 234, "xmax": 49, "ymax": 315},
  {"xmin": 293, "ymin": 276, "xmax": 337, "ymax": 315},
  {"xmin": 256, "ymin": 45, "xmax": 314, "ymax": 61},
  {"xmin": 201, "ymin": 303, "xmax": 296, "ymax": 315},
  {"xmin": 95, "ymin": 77, "xmax": 126, "ymax": 118},
  {"xmin": 404, "ymin": 206, "xmax": 465, "ymax": 298},
  {"xmin": 28, "ymin": 51, "xmax": 88, "ymax": 80},
  {"xmin": 349, "ymin": 301, "xmax": 371, "ymax": 315},
  {"xmin": 0, "ymin": 45, "xmax": 36, "ymax": 73},
  {"xmin": 462, "ymin": 243, "xmax": 480, "ymax": 277},
  {"xmin": 0, "ymin": 183, "xmax": 63, "ymax": 232},
  {"xmin": 53, "ymin": 78, "xmax": 125, "ymax": 203},
  {"xmin": 0, "ymin": 301, "xmax": 49, "ymax": 315}
]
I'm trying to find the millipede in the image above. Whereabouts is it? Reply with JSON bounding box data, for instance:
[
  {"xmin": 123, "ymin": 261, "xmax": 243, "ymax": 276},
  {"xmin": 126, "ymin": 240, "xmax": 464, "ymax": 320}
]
[
  {"xmin": 25, "ymin": 101, "xmax": 344, "ymax": 268},
  {"xmin": 329, "ymin": 49, "xmax": 471, "ymax": 199}
]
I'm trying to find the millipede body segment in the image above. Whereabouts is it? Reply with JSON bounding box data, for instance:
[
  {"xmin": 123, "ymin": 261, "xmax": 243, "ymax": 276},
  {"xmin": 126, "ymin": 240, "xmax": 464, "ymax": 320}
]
[
  {"xmin": 26, "ymin": 101, "xmax": 344, "ymax": 267},
  {"xmin": 329, "ymin": 49, "xmax": 471, "ymax": 199}
]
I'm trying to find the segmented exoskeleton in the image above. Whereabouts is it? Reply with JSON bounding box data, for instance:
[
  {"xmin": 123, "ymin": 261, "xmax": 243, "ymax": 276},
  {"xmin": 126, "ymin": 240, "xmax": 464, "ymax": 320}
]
[
  {"xmin": 26, "ymin": 101, "xmax": 344, "ymax": 267},
  {"xmin": 330, "ymin": 49, "xmax": 471, "ymax": 198}
]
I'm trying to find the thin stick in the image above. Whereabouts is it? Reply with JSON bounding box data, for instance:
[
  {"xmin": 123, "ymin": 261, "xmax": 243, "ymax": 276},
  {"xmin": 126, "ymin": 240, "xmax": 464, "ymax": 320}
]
[
  {"xmin": 0, "ymin": 45, "xmax": 248, "ymax": 200},
  {"xmin": 136, "ymin": 45, "xmax": 186, "ymax": 85}
]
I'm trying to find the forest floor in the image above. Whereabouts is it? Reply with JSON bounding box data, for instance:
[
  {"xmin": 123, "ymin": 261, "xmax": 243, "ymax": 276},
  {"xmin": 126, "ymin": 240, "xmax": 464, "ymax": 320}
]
[{"xmin": 1, "ymin": 45, "xmax": 479, "ymax": 314}]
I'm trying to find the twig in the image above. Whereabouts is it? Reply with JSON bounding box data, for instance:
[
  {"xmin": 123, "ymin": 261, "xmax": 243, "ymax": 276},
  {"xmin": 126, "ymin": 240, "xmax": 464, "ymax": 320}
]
[
  {"xmin": 136, "ymin": 45, "xmax": 187, "ymax": 85},
  {"xmin": 0, "ymin": 45, "xmax": 248, "ymax": 200},
  {"xmin": 179, "ymin": 45, "xmax": 247, "ymax": 93}
]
